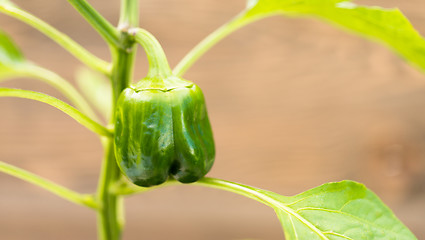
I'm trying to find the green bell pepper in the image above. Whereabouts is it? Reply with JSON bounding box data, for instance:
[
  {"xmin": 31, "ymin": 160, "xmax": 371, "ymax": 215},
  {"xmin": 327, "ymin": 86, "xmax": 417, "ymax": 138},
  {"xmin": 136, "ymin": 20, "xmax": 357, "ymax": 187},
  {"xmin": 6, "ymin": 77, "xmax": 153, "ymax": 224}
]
[{"xmin": 114, "ymin": 75, "xmax": 215, "ymax": 187}]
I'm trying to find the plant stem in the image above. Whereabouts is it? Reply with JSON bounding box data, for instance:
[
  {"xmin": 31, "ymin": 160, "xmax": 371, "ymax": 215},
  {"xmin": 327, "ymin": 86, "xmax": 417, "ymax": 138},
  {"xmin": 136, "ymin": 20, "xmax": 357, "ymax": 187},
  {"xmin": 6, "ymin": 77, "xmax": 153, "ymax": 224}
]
[
  {"xmin": 110, "ymin": 44, "xmax": 136, "ymax": 104},
  {"xmin": 96, "ymin": 1, "xmax": 139, "ymax": 239},
  {"xmin": 173, "ymin": 13, "xmax": 252, "ymax": 77},
  {"xmin": 96, "ymin": 138, "xmax": 123, "ymax": 240},
  {"xmin": 96, "ymin": 48, "xmax": 133, "ymax": 240},
  {"xmin": 0, "ymin": 161, "xmax": 98, "ymax": 209},
  {"xmin": 0, "ymin": 88, "xmax": 112, "ymax": 137},
  {"xmin": 119, "ymin": 0, "xmax": 139, "ymax": 30},
  {"xmin": 110, "ymin": 0, "xmax": 139, "ymax": 104},
  {"xmin": 0, "ymin": 3, "xmax": 109, "ymax": 74}
]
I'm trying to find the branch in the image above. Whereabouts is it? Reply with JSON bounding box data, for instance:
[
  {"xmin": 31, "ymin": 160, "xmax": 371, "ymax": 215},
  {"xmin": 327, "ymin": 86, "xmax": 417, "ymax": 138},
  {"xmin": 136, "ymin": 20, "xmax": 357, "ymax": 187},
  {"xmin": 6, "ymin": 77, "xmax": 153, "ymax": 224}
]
[
  {"xmin": 0, "ymin": 88, "xmax": 112, "ymax": 137},
  {"xmin": 0, "ymin": 2, "xmax": 110, "ymax": 74},
  {"xmin": 173, "ymin": 13, "xmax": 250, "ymax": 77},
  {"xmin": 0, "ymin": 65, "xmax": 99, "ymax": 121},
  {"xmin": 67, "ymin": 0, "xmax": 120, "ymax": 46},
  {"xmin": 0, "ymin": 161, "xmax": 98, "ymax": 209}
]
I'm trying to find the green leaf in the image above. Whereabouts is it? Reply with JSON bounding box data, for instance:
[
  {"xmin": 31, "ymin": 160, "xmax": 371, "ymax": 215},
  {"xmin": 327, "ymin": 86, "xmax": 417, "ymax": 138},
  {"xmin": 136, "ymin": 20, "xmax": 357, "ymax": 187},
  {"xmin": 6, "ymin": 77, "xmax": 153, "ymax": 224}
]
[
  {"xmin": 0, "ymin": 30, "xmax": 24, "ymax": 66},
  {"xmin": 260, "ymin": 181, "xmax": 417, "ymax": 240},
  {"xmin": 187, "ymin": 178, "xmax": 418, "ymax": 240},
  {"xmin": 122, "ymin": 178, "xmax": 418, "ymax": 239},
  {"xmin": 75, "ymin": 67, "xmax": 112, "ymax": 120},
  {"xmin": 243, "ymin": 0, "xmax": 425, "ymax": 72}
]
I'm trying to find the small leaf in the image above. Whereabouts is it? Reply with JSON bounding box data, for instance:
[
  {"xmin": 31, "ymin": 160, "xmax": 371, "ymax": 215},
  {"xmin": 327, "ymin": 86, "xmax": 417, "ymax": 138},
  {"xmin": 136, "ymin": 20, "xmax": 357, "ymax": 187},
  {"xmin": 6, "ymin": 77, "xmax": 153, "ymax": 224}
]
[
  {"xmin": 0, "ymin": 30, "xmax": 25, "ymax": 66},
  {"xmin": 258, "ymin": 181, "xmax": 417, "ymax": 240},
  {"xmin": 75, "ymin": 67, "xmax": 111, "ymax": 120},
  {"xmin": 242, "ymin": 0, "xmax": 425, "ymax": 72}
]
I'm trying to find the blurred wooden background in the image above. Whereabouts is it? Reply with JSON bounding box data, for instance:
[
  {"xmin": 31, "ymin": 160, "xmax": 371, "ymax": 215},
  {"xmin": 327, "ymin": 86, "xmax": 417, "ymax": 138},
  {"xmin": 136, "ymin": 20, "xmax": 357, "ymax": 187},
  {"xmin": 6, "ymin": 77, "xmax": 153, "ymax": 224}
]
[{"xmin": 1, "ymin": 0, "xmax": 425, "ymax": 239}]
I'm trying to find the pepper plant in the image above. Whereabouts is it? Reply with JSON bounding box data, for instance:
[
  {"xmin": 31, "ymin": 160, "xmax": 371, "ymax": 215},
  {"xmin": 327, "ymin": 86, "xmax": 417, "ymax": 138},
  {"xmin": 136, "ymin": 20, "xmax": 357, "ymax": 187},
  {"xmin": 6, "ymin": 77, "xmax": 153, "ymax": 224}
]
[{"xmin": 0, "ymin": 0, "xmax": 424, "ymax": 239}]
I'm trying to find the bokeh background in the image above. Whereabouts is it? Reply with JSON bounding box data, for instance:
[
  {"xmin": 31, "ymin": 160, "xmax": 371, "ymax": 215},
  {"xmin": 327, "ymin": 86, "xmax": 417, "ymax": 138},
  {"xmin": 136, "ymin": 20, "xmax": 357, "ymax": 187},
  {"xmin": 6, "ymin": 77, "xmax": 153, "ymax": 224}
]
[{"xmin": 1, "ymin": 0, "xmax": 425, "ymax": 239}]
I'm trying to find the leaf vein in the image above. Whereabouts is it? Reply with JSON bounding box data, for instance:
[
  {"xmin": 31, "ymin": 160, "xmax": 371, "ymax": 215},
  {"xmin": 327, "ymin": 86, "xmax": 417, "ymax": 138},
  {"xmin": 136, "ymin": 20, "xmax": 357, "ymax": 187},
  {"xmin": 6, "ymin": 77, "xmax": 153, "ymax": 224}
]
[
  {"xmin": 296, "ymin": 207, "xmax": 404, "ymax": 237},
  {"xmin": 323, "ymin": 231, "xmax": 354, "ymax": 240}
]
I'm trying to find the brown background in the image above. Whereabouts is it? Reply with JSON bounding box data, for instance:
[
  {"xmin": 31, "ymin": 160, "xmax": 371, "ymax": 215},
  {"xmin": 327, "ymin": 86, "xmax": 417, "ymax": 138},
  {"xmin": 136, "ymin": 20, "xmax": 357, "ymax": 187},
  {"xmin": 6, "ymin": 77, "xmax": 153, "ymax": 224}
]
[{"xmin": 1, "ymin": 0, "xmax": 425, "ymax": 239}]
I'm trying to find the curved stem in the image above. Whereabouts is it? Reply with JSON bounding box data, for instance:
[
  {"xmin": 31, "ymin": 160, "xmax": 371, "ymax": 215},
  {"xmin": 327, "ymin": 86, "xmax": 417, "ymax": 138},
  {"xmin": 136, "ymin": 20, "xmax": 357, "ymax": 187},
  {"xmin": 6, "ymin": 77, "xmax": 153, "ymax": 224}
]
[
  {"xmin": 0, "ymin": 65, "xmax": 99, "ymax": 121},
  {"xmin": 0, "ymin": 88, "xmax": 112, "ymax": 137},
  {"xmin": 0, "ymin": 3, "xmax": 110, "ymax": 74},
  {"xmin": 173, "ymin": 12, "xmax": 252, "ymax": 77},
  {"xmin": 193, "ymin": 178, "xmax": 272, "ymax": 206},
  {"xmin": 0, "ymin": 161, "xmax": 98, "ymax": 209},
  {"xmin": 132, "ymin": 28, "xmax": 172, "ymax": 78}
]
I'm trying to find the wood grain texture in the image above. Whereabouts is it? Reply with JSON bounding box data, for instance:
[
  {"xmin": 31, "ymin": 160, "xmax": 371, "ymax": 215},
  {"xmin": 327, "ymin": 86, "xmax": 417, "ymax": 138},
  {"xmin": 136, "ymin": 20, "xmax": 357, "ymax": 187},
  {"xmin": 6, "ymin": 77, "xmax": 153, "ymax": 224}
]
[{"xmin": 0, "ymin": 0, "xmax": 424, "ymax": 239}]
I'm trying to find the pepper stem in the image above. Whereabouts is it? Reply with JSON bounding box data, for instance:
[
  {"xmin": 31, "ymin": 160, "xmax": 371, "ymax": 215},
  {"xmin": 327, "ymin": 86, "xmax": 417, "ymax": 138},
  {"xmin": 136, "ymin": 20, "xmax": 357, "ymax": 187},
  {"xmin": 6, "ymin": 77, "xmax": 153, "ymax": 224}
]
[{"xmin": 131, "ymin": 28, "xmax": 173, "ymax": 78}]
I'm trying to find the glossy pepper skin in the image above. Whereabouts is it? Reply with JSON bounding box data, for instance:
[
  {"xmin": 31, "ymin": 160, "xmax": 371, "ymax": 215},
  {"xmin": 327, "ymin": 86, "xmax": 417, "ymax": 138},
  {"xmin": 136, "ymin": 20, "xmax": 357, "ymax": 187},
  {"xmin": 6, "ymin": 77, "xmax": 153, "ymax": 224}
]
[{"xmin": 114, "ymin": 76, "xmax": 215, "ymax": 187}]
